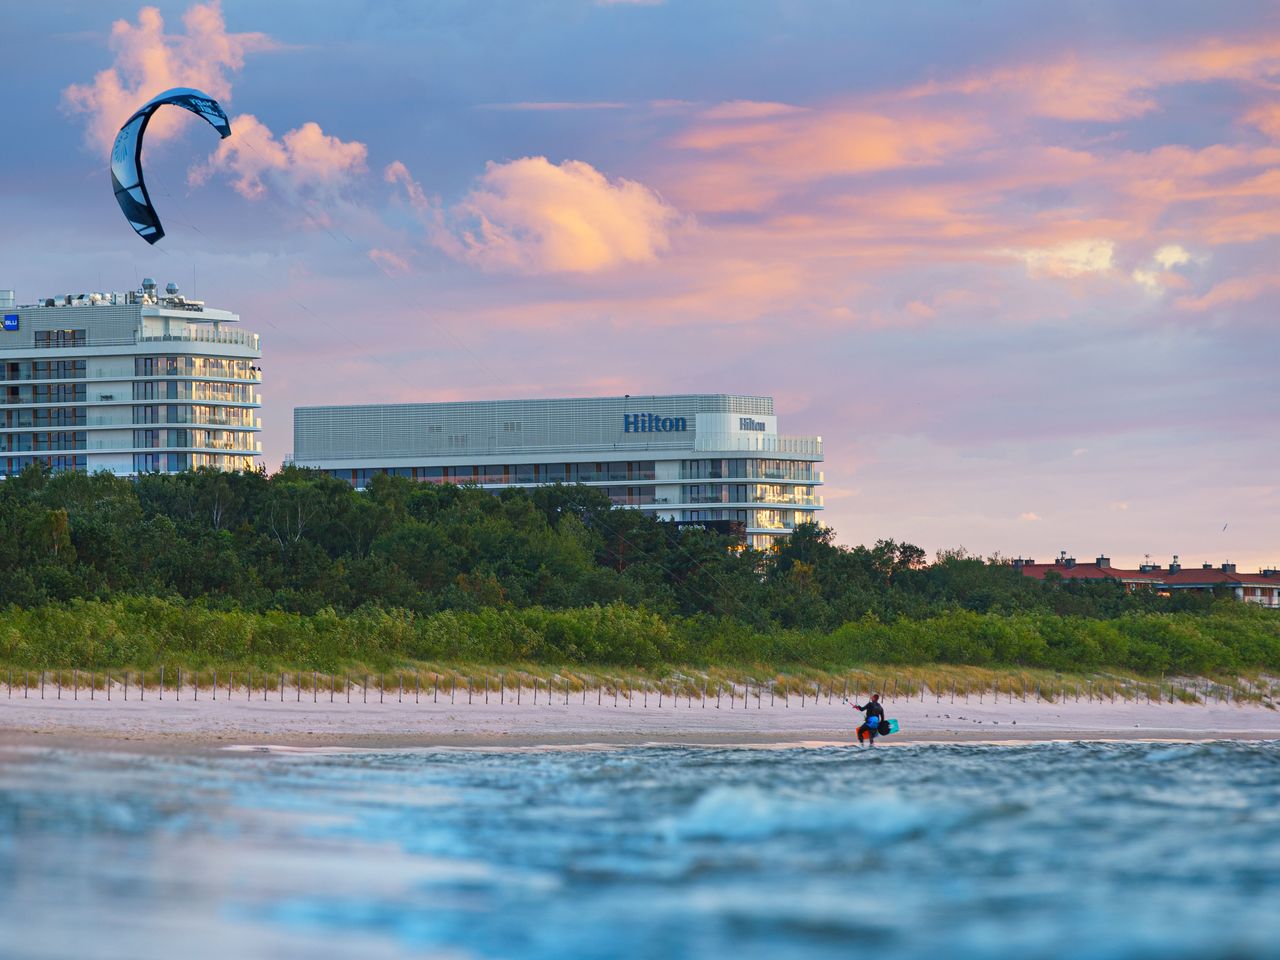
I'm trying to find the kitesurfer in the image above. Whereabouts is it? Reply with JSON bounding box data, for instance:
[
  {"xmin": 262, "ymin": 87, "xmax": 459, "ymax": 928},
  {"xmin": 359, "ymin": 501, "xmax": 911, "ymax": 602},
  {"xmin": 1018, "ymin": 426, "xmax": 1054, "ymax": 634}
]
[{"xmin": 850, "ymin": 693, "xmax": 885, "ymax": 745}]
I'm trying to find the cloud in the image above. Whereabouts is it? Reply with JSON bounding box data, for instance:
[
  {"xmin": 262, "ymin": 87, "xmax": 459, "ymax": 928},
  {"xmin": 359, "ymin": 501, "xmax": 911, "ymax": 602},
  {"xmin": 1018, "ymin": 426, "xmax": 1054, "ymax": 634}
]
[
  {"xmin": 1019, "ymin": 512, "xmax": 1041, "ymax": 522},
  {"xmin": 368, "ymin": 248, "xmax": 412, "ymax": 277},
  {"xmin": 675, "ymin": 109, "xmax": 980, "ymax": 181},
  {"xmin": 480, "ymin": 102, "xmax": 627, "ymax": 111},
  {"xmin": 1132, "ymin": 244, "xmax": 1195, "ymax": 294},
  {"xmin": 1245, "ymin": 103, "xmax": 1280, "ymax": 140},
  {"xmin": 189, "ymin": 113, "xmax": 367, "ymax": 200},
  {"xmin": 904, "ymin": 36, "xmax": 1280, "ymax": 123},
  {"xmin": 1015, "ymin": 239, "xmax": 1115, "ymax": 279},
  {"xmin": 62, "ymin": 2, "xmax": 273, "ymax": 151},
  {"xmin": 1177, "ymin": 273, "xmax": 1280, "ymax": 311},
  {"xmin": 701, "ymin": 101, "xmax": 808, "ymax": 121},
  {"xmin": 392, "ymin": 156, "xmax": 683, "ymax": 274},
  {"xmin": 1154, "ymin": 244, "xmax": 1192, "ymax": 270}
]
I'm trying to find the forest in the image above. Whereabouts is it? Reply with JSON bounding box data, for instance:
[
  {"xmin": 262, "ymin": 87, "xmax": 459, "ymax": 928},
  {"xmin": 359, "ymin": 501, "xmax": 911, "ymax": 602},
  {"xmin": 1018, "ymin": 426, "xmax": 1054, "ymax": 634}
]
[{"xmin": 0, "ymin": 466, "xmax": 1275, "ymax": 676}]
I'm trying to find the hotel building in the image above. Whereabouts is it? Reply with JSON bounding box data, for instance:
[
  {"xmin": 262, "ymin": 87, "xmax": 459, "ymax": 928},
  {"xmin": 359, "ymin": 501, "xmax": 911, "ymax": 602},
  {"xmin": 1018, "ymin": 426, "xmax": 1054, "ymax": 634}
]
[
  {"xmin": 0, "ymin": 281, "xmax": 262, "ymax": 476},
  {"xmin": 290, "ymin": 394, "xmax": 823, "ymax": 550}
]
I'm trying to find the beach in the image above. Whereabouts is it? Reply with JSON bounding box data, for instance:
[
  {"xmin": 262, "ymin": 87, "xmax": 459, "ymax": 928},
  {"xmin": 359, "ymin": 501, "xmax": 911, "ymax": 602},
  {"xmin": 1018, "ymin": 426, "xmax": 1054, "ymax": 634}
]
[{"xmin": 2, "ymin": 680, "xmax": 1276, "ymax": 749}]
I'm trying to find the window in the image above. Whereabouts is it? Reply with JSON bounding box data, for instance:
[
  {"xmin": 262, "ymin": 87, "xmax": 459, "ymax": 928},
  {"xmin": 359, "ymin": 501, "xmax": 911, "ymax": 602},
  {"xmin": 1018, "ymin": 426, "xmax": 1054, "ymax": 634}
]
[
  {"xmin": 133, "ymin": 453, "xmax": 162, "ymax": 473},
  {"xmin": 35, "ymin": 329, "xmax": 86, "ymax": 348}
]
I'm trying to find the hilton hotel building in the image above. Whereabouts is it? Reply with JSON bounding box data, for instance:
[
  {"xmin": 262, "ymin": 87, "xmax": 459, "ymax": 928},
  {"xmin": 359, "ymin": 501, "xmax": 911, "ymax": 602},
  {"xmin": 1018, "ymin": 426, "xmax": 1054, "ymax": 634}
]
[
  {"xmin": 291, "ymin": 395, "xmax": 823, "ymax": 550},
  {"xmin": 0, "ymin": 281, "xmax": 261, "ymax": 476}
]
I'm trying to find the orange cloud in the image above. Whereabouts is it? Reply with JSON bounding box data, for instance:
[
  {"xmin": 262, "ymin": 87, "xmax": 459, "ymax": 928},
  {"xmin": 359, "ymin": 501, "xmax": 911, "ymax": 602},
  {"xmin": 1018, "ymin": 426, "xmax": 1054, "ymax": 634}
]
[
  {"xmin": 62, "ymin": 2, "xmax": 273, "ymax": 151},
  {"xmin": 395, "ymin": 156, "xmax": 684, "ymax": 274},
  {"xmin": 189, "ymin": 113, "xmax": 367, "ymax": 199}
]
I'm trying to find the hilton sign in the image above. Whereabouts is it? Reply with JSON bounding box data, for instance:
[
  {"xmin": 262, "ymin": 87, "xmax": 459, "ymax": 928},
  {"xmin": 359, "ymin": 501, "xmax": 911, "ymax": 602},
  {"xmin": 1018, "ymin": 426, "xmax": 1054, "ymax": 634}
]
[{"xmin": 624, "ymin": 413, "xmax": 688, "ymax": 433}]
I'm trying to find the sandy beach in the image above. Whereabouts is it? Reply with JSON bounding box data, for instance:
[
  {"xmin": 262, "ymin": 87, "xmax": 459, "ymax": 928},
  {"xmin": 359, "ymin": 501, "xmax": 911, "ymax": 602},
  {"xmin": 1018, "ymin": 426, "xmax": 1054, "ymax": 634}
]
[{"xmin": 2, "ymin": 680, "xmax": 1277, "ymax": 750}]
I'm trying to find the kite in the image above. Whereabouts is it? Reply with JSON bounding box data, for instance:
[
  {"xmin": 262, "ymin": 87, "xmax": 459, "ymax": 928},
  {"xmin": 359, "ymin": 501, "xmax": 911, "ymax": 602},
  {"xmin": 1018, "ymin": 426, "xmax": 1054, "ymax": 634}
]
[{"xmin": 110, "ymin": 87, "xmax": 232, "ymax": 244}]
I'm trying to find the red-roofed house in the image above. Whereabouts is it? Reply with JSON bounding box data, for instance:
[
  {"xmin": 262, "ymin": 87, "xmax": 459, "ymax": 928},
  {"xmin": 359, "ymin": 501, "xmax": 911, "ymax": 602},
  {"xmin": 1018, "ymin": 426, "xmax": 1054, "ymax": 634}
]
[{"xmin": 1013, "ymin": 554, "xmax": 1280, "ymax": 608}]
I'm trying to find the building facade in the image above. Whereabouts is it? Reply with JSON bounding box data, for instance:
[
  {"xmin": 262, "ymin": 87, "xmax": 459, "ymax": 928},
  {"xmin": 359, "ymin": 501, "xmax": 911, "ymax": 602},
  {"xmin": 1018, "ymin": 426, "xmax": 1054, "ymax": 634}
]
[
  {"xmin": 1015, "ymin": 554, "xmax": 1280, "ymax": 608},
  {"xmin": 0, "ymin": 281, "xmax": 261, "ymax": 477},
  {"xmin": 291, "ymin": 394, "xmax": 823, "ymax": 550}
]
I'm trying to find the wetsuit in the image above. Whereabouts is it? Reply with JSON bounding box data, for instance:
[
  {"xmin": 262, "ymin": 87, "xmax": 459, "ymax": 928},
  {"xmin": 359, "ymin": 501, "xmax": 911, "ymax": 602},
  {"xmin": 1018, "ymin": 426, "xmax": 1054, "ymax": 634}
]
[{"xmin": 853, "ymin": 699, "xmax": 885, "ymax": 743}]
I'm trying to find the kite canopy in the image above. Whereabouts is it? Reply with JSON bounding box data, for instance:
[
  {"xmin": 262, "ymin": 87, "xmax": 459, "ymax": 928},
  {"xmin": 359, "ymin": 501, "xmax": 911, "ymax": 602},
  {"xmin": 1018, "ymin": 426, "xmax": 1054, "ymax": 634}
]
[{"xmin": 110, "ymin": 87, "xmax": 232, "ymax": 245}]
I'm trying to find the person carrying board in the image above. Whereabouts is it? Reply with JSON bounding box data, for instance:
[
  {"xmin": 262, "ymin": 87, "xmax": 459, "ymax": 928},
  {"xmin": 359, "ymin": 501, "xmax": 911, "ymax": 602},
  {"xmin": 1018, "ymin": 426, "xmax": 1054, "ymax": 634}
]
[{"xmin": 849, "ymin": 693, "xmax": 885, "ymax": 746}]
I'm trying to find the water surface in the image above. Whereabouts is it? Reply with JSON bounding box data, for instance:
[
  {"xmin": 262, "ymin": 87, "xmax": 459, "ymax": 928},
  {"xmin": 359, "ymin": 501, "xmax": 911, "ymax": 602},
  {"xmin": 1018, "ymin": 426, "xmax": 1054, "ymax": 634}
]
[{"xmin": 1, "ymin": 741, "xmax": 1278, "ymax": 959}]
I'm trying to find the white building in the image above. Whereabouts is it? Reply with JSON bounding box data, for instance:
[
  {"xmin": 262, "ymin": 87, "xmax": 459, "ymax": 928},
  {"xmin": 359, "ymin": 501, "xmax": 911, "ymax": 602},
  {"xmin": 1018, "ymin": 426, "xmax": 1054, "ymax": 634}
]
[
  {"xmin": 0, "ymin": 281, "xmax": 261, "ymax": 476},
  {"xmin": 290, "ymin": 395, "xmax": 823, "ymax": 550}
]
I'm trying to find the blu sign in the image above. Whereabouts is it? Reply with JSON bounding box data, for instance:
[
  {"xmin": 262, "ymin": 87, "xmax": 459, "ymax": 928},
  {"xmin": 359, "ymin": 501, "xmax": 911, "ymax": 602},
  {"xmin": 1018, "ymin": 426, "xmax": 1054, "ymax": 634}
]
[
  {"xmin": 2, "ymin": 315, "xmax": 17, "ymax": 332},
  {"xmin": 624, "ymin": 413, "xmax": 688, "ymax": 433},
  {"xmin": 739, "ymin": 417, "xmax": 766, "ymax": 432}
]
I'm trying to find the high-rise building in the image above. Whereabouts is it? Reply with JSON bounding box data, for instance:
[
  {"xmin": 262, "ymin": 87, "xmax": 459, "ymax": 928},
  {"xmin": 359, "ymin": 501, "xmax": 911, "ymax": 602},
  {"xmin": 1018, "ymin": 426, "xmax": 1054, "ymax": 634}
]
[
  {"xmin": 290, "ymin": 394, "xmax": 822, "ymax": 550},
  {"xmin": 0, "ymin": 281, "xmax": 261, "ymax": 476}
]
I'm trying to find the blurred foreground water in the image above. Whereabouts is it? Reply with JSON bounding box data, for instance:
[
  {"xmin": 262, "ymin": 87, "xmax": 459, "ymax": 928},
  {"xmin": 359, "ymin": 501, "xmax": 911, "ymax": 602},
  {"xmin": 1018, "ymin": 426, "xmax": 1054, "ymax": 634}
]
[{"xmin": 1, "ymin": 740, "xmax": 1278, "ymax": 959}]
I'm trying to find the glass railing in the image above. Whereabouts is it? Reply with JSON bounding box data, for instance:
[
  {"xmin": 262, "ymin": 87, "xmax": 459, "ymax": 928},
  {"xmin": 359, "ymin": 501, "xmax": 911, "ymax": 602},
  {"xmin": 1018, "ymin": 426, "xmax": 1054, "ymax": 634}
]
[
  {"xmin": 86, "ymin": 440, "xmax": 259, "ymax": 452},
  {"xmin": 680, "ymin": 469, "xmax": 818, "ymax": 482},
  {"xmin": 12, "ymin": 329, "xmax": 261, "ymax": 351},
  {"xmin": 139, "ymin": 329, "xmax": 261, "ymax": 349},
  {"xmin": 693, "ymin": 434, "xmax": 823, "ymax": 456}
]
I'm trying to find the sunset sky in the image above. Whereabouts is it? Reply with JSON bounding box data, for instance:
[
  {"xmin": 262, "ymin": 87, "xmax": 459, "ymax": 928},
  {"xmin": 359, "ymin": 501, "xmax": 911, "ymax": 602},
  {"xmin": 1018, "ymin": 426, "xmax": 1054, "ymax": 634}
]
[{"xmin": 3, "ymin": 0, "xmax": 1278, "ymax": 569}]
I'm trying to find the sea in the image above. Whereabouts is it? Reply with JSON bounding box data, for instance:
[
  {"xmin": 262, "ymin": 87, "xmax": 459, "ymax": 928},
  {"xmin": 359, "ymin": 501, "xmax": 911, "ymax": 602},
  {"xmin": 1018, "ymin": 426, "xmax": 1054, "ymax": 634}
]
[{"xmin": 1, "ymin": 740, "xmax": 1278, "ymax": 959}]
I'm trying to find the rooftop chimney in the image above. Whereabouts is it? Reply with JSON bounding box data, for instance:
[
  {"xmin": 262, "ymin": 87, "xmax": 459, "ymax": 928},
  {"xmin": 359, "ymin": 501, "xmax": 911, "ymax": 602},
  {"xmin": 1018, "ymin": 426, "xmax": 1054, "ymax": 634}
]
[
  {"xmin": 1221, "ymin": 562, "xmax": 1236, "ymax": 574},
  {"xmin": 1202, "ymin": 563, "xmax": 1214, "ymax": 570},
  {"xmin": 1095, "ymin": 556, "xmax": 1110, "ymax": 567}
]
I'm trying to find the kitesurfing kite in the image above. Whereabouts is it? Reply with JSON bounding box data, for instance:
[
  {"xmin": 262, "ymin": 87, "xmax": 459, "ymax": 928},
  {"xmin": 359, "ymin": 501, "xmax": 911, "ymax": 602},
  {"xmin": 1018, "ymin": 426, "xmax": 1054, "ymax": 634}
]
[{"xmin": 110, "ymin": 87, "xmax": 232, "ymax": 244}]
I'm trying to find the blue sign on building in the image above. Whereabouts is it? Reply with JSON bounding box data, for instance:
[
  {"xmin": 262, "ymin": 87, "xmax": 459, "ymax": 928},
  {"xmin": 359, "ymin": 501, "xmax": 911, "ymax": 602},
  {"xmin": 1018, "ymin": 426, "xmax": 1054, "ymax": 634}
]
[
  {"xmin": 2, "ymin": 315, "xmax": 17, "ymax": 332},
  {"xmin": 624, "ymin": 413, "xmax": 688, "ymax": 434}
]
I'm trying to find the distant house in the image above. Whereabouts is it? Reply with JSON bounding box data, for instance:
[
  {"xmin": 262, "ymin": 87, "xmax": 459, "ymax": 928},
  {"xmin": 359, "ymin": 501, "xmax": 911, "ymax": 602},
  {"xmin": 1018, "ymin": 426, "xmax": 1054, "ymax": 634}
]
[{"xmin": 1012, "ymin": 554, "xmax": 1280, "ymax": 609}]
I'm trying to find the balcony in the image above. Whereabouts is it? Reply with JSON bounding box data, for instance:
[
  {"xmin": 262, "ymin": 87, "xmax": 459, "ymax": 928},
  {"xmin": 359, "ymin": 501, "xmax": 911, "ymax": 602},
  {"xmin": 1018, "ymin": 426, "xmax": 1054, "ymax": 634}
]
[
  {"xmin": 14, "ymin": 328, "xmax": 261, "ymax": 352},
  {"xmin": 138, "ymin": 329, "xmax": 261, "ymax": 350},
  {"xmin": 693, "ymin": 434, "xmax": 823, "ymax": 457}
]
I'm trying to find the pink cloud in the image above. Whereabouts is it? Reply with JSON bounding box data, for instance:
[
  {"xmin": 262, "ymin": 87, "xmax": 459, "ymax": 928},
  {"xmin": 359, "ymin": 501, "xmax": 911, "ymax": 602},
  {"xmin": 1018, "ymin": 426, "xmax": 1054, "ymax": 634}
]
[
  {"xmin": 1244, "ymin": 103, "xmax": 1280, "ymax": 140},
  {"xmin": 1176, "ymin": 274, "xmax": 1280, "ymax": 311},
  {"xmin": 62, "ymin": 2, "xmax": 273, "ymax": 151},
  {"xmin": 700, "ymin": 100, "xmax": 808, "ymax": 120},
  {"xmin": 189, "ymin": 113, "xmax": 367, "ymax": 200},
  {"xmin": 481, "ymin": 102, "xmax": 627, "ymax": 111},
  {"xmin": 368, "ymin": 248, "xmax": 412, "ymax": 277},
  {"xmin": 902, "ymin": 34, "xmax": 1280, "ymax": 123},
  {"xmin": 675, "ymin": 109, "xmax": 980, "ymax": 180}
]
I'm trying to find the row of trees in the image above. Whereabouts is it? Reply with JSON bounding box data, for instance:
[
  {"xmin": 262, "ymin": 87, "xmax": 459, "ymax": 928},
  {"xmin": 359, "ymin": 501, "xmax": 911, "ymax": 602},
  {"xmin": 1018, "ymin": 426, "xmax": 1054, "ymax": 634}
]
[
  {"xmin": 2, "ymin": 597, "xmax": 1276, "ymax": 677},
  {"xmin": 0, "ymin": 465, "xmax": 1233, "ymax": 632}
]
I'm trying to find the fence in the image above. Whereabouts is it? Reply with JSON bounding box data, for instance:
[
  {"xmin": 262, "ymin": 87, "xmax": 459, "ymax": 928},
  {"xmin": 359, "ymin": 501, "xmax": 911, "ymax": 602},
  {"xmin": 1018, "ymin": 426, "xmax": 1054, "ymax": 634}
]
[{"xmin": 2, "ymin": 668, "xmax": 1273, "ymax": 709}]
